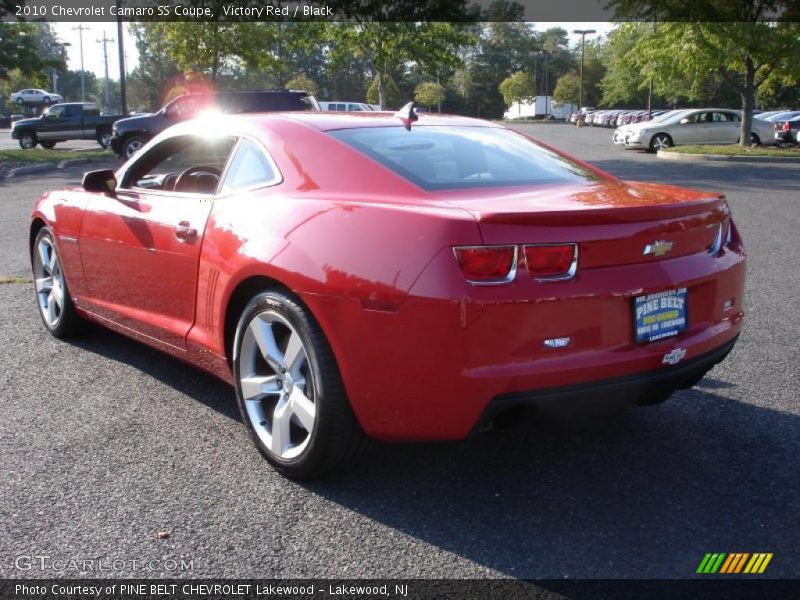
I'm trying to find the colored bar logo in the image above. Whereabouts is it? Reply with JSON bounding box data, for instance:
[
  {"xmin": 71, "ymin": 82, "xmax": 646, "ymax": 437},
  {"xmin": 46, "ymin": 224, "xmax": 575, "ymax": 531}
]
[{"xmin": 696, "ymin": 553, "xmax": 773, "ymax": 574}]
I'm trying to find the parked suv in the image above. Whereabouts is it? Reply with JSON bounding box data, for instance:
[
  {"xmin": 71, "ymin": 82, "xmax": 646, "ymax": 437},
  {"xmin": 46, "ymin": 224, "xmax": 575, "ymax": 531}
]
[{"xmin": 110, "ymin": 90, "xmax": 319, "ymax": 158}]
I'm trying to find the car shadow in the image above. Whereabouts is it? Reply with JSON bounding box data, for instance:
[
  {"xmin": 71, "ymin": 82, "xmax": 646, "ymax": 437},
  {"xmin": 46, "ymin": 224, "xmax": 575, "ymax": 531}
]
[
  {"xmin": 70, "ymin": 322, "xmax": 240, "ymax": 421},
  {"xmin": 68, "ymin": 323, "xmax": 798, "ymax": 578}
]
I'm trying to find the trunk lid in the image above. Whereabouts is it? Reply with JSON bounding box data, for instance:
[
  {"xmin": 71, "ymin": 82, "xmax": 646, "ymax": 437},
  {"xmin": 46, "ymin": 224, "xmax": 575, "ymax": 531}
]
[{"xmin": 434, "ymin": 181, "xmax": 728, "ymax": 269}]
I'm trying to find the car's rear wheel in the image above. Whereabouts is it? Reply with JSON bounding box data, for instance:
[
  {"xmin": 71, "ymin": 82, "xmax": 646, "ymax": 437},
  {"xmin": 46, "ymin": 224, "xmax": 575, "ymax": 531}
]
[
  {"xmin": 40, "ymin": 141, "xmax": 56, "ymax": 149},
  {"xmin": 649, "ymin": 133, "xmax": 672, "ymax": 152},
  {"xmin": 233, "ymin": 290, "xmax": 365, "ymax": 479},
  {"xmin": 122, "ymin": 136, "xmax": 145, "ymax": 159},
  {"xmin": 750, "ymin": 132, "xmax": 761, "ymax": 146},
  {"xmin": 31, "ymin": 227, "xmax": 82, "ymax": 338},
  {"xmin": 18, "ymin": 131, "xmax": 36, "ymax": 149}
]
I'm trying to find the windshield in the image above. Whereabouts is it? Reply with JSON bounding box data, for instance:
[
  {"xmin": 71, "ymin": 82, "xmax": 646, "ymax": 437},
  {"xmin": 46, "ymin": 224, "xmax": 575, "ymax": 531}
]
[{"xmin": 329, "ymin": 125, "xmax": 601, "ymax": 191}]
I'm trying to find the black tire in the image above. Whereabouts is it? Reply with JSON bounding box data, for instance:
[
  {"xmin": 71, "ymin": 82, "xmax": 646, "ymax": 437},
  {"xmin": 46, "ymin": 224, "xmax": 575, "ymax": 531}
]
[
  {"xmin": 31, "ymin": 227, "xmax": 83, "ymax": 338},
  {"xmin": 649, "ymin": 133, "xmax": 673, "ymax": 153},
  {"xmin": 122, "ymin": 135, "xmax": 146, "ymax": 159},
  {"xmin": 97, "ymin": 128, "xmax": 112, "ymax": 149},
  {"xmin": 233, "ymin": 290, "xmax": 365, "ymax": 479},
  {"xmin": 750, "ymin": 133, "xmax": 761, "ymax": 146},
  {"xmin": 15, "ymin": 97, "xmax": 24, "ymax": 105},
  {"xmin": 43, "ymin": 96, "xmax": 51, "ymax": 105},
  {"xmin": 18, "ymin": 131, "xmax": 36, "ymax": 149},
  {"xmin": 40, "ymin": 141, "xmax": 56, "ymax": 149}
]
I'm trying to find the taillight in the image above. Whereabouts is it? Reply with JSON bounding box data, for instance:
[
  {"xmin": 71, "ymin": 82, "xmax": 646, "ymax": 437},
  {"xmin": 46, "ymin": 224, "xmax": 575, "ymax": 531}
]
[
  {"xmin": 783, "ymin": 121, "xmax": 791, "ymax": 131},
  {"xmin": 453, "ymin": 245, "xmax": 517, "ymax": 284},
  {"xmin": 523, "ymin": 244, "xmax": 578, "ymax": 280}
]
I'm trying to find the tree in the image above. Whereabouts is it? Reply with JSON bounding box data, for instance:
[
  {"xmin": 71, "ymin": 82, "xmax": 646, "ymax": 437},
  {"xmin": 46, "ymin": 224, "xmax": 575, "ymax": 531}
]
[
  {"xmin": 553, "ymin": 71, "xmax": 581, "ymax": 106},
  {"xmin": 366, "ymin": 74, "xmax": 400, "ymax": 108},
  {"xmin": 129, "ymin": 23, "xmax": 179, "ymax": 110},
  {"xmin": 414, "ymin": 81, "xmax": 445, "ymax": 111},
  {"xmin": 286, "ymin": 73, "xmax": 319, "ymax": 96},
  {"xmin": 608, "ymin": 0, "xmax": 800, "ymax": 147},
  {"xmin": 499, "ymin": 71, "xmax": 533, "ymax": 116},
  {"xmin": 330, "ymin": 23, "xmax": 470, "ymax": 109},
  {"xmin": 0, "ymin": 23, "xmax": 65, "ymax": 86}
]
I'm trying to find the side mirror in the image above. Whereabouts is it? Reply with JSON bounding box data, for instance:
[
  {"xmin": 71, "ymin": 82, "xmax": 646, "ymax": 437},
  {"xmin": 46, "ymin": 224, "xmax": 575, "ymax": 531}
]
[
  {"xmin": 680, "ymin": 117, "xmax": 690, "ymax": 125},
  {"xmin": 82, "ymin": 169, "xmax": 117, "ymax": 196}
]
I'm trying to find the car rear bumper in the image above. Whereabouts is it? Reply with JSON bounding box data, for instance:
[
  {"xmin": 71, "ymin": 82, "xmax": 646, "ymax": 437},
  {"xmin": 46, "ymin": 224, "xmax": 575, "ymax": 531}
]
[
  {"xmin": 302, "ymin": 245, "xmax": 746, "ymax": 442},
  {"xmin": 476, "ymin": 334, "xmax": 738, "ymax": 428}
]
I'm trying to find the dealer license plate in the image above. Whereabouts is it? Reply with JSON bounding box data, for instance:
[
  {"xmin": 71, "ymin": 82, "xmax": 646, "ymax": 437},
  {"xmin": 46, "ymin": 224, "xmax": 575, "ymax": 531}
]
[{"xmin": 633, "ymin": 288, "xmax": 688, "ymax": 343}]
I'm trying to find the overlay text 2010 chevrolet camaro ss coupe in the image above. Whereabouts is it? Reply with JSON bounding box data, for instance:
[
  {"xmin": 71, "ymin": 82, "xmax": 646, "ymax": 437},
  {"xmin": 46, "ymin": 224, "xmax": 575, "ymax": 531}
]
[{"xmin": 29, "ymin": 109, "xmax": 745, "ymax": 478}]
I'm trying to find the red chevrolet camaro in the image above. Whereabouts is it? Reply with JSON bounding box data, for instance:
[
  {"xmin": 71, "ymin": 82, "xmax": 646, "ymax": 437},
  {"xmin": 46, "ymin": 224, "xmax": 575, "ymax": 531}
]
[{"xmin": 30, "ymin": 109, "xmax": 745, "ymax": 477}]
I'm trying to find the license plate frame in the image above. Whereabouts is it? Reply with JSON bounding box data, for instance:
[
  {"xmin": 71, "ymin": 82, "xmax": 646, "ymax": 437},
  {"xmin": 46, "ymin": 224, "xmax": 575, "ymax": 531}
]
[{"xmin": 633, "ymin": 288, "xmax": 688, "ymax": 343}]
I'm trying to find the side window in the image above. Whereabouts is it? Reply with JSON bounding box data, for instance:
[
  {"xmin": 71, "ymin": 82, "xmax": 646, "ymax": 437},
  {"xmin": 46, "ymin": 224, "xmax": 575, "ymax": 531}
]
[
  {"xmin": 65, "ymin": 105, "xmax": 82, "ymax": 118},
  {"xmin": 82, "ymin": 105, "xmax": 100, "ymax": 116},
  {"xmin": 123, "ymin": 135, "xmax": 236, "ymax": 194},
  {"xmin": 219, "ymin": 138, "xmax": 279, "ymax": 194}
]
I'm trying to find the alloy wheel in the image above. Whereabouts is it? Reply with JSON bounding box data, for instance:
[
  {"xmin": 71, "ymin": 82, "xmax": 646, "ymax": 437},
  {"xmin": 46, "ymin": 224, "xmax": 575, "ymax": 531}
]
[
  {"xmin": 20, "ymin": 135, "xmax": 35, "ymax": 149},
  {"xmin": 33, "ymin": 236, "xmax": 64, "ymax": 328},
  {"xmin": 238, "ymin": 311, "xmax": 317, "ymax": 460},
  {"xmin": 652, "ymin": 135, "xmax": 671, "ymax": 151},
  {"xmin": 125, "ymin": 139, "xmax": 144, "ymax": 158}
]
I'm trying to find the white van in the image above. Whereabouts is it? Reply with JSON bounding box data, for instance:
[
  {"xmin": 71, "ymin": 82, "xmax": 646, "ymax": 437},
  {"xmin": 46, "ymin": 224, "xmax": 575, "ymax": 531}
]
[{"xmin": 319, "ymin": 101, "xmax": 375, "ymax": 112}]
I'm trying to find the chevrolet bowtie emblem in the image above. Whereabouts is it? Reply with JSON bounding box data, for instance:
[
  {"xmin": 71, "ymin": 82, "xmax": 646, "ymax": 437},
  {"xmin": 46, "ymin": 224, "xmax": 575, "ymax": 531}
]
[{"xmin": 643, "ymin": 240, "xmax": 673, "ymax": 257}]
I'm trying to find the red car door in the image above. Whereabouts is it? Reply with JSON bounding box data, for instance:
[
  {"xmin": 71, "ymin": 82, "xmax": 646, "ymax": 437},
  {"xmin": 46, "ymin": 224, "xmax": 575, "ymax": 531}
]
[{"xmin": 78, "ymin": 134, "xmax": 235, "ymax": 350}]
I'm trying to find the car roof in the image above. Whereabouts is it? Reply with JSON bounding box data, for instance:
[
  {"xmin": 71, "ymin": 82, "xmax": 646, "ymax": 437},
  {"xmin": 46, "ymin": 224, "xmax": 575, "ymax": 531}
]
[{"xmin": 243, "ymin": 111, "xmax": 500, "ymax": 131}]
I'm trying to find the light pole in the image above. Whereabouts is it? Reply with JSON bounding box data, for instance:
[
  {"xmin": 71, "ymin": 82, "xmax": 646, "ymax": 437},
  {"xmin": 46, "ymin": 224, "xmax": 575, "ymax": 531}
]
[
  {"xmin": 539, "ymin": 50, "xmax": 550, "ymax": 117},
  {"xmin": 73, "ymin": 25, "xmax": 89, "ymax": 100},
  {"xmin": 572, "ymin": 29, "xmax": 596, "ymax": 120},
  {"xmin": 97, "ymin": 32, "xmax": 114, "ymax": 113}
]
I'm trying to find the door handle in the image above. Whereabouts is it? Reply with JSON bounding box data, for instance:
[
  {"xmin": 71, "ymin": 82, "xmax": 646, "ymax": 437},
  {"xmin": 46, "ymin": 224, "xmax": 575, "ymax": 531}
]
[{"xmin": 174, "ymin": 221, "xmax": 197, "ymax": 241}]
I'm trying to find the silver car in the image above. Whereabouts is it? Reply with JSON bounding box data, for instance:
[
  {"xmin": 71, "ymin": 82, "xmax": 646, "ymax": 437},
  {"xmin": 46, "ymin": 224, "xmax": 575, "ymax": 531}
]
[
  {"xmin": 615, "ymin": 108, "xmax": 775, "ymax": 152},
  {"xmin": 10, "ymin": 89, "xmax": 63, "ymax": 106}
]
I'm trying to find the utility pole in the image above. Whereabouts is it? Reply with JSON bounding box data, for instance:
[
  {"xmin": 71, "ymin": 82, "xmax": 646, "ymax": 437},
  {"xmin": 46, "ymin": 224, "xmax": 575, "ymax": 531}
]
[
  {"xmin": 116, "ymin": 5, "xmax": 127, "ymax": 115},
  {"xmin": 97, "ymin": 32, "xmax": 114, "ymax": 113},
  {"xmin": 73, "ymin": 25, "xmax": 89, "ymax": 101},
  {"xmin": 572, "ymin": 29, "xmax": 596, "ymax": 122}
]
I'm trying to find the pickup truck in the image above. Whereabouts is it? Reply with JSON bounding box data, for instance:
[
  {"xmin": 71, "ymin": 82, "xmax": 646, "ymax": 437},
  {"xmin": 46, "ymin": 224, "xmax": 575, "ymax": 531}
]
[{"xmin": 10, "ymin": 103, "xmax": 122, "ymax": 150}]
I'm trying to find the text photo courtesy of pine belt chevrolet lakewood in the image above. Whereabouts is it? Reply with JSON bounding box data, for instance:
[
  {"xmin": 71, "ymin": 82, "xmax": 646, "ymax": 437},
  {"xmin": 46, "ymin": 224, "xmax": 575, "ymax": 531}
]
[{"xmin": 29, "ymin": 107, "xmax": 745, "ymax": 478}]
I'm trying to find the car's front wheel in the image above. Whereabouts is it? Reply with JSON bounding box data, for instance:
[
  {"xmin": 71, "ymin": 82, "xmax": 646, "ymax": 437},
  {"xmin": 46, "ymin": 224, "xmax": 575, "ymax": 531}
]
[
  {"xmin": 649, "ymin": 133, "xmax": 673, "ymax": 152},
  {"xmin": 31, "ymin": 227, "xmax": 82, "ymax": 338},
  {"xmin": 15, "ymin": 97, "xmax": 24, "ymax": 105},
  {"xmin": 233, "ymin": 290, "xmax": 364, "ymax": 478},
  {"xmin": 122, "ymin": 135, "xmax": 145, "ymax": 159},
  {"xmin": 97, "ymin": 128, "xmax": 112, "ymax": 149}
]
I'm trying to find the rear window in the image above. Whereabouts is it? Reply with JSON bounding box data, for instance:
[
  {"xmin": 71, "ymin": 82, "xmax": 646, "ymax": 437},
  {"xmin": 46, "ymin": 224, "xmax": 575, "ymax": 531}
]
[{"xmin": 329, "ymin": 126, "xmax": 600, "ymax": 191}]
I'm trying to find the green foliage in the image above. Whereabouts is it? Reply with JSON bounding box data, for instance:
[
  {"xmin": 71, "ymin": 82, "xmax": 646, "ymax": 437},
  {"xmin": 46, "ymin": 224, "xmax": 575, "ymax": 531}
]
[
  {"xmin": 366, "ymin": 74, "xmax": 400, "ymax": 107},
  {"xmin": 499, "ymin": 71, "xmax": 534, "ymax": 107},
  {"xmin": 286, "ymin": 74, "xmax": 319, "ymax": 96},
  {"xmin": 608, "ymin": 1, "xmax": 800, "ymax": 145},
  {"xmin": 414, "ymin": 81, "xmax": 445, "ymax": 109},
  {"xmin": 0, "ymin": 22, "xmax": 67, "ymax": 109},
  {"xmin": 553, "ymin": 71, "xmax": 581, "ymax": 106}
]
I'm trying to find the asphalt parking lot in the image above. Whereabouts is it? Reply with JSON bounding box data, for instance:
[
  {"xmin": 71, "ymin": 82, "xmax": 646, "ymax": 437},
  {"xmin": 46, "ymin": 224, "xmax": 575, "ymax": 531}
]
[{"xmin": 0, "ymin": 124, "xmax": 798, "ymax": 581}]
